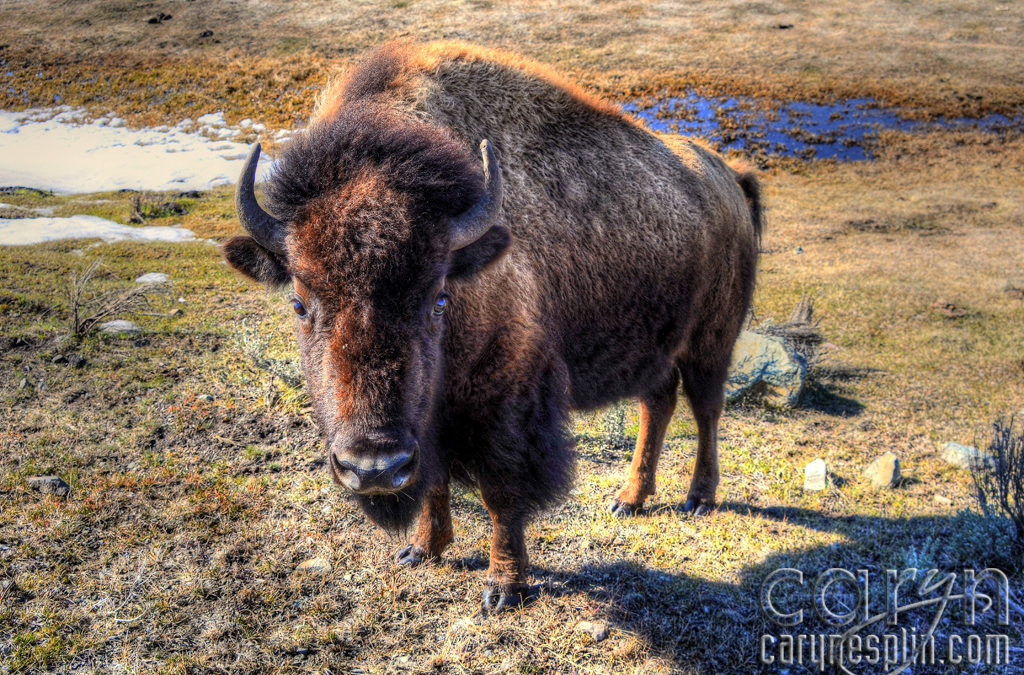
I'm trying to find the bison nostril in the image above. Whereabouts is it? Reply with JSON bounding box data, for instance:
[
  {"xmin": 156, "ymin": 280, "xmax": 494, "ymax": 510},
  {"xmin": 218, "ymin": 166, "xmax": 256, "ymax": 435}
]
[
  {"xmin": 331, "ymin": 453, "xmax": 362, "ymax": 491},
  {"xmin": 390, "ymin": 455, "xmax": 415, "ymax": 489}
]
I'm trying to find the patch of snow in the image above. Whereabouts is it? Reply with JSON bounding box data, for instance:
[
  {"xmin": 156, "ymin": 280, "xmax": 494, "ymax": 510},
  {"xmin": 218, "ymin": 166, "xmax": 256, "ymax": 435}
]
[
  {"xmin": 196, "ymin": 112, "xmax": 227, "ymax": 127},
  {"xmin": 0, "ymin": 215, "xmax": 196, "ymax": 246},
  {"xmin": 0, "ymin": 108, "xmax": 277, "ymax": 193}
]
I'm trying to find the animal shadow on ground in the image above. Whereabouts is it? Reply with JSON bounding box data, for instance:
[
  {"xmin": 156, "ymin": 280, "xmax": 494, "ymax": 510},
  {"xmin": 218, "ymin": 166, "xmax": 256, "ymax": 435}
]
[
  {"xmin": 526, "ymin": 505, "xmax": 1022, "ymax": 674},
  {"xmin": 799, "ymin": 364, "xmax": 880, "ymax": 417}
]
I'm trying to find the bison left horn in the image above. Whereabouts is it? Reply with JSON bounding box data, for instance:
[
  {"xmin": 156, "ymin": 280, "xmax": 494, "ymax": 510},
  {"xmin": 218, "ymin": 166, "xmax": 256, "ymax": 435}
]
[
  {"xmin": 236, "ymin": 143, "xmax": 287, "ymax": 255},
  {"xmin": 449, "ymin": 139, "xmax": 504, "ymax": 251}
]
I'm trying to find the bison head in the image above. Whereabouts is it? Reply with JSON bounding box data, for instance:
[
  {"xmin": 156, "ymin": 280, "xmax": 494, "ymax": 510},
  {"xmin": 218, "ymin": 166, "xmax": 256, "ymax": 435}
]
[{"xmin": 223, "ymin": 111, "xmax": 509, "ymax": 531}]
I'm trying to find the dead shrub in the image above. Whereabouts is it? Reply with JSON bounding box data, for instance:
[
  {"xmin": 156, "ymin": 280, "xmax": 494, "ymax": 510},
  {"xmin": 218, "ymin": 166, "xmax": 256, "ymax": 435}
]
[
  {"xmin": 233, "ymin": 318, "xmax": 303, "ymax": 387},
  {"xmin": 758, "ymin": 294, "xmax": 829, "ymax": 367},
  {"xmin": 128, "ymin": 192, "xmax": 187, "ymax": 223},
  {"xmin": 67, "ymin": 260, "xmax": 162, "ymax": 337},
  {"xmin": 971, "ymin": 417, "xmax": 1024, "ymax": 566}
]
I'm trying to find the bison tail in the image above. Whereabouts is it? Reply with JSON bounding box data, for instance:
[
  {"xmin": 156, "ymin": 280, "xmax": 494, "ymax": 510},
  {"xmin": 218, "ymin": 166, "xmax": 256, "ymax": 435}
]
[{"xmin": 732, "ymin": 167, "xmax": 763, "ymax": 247}]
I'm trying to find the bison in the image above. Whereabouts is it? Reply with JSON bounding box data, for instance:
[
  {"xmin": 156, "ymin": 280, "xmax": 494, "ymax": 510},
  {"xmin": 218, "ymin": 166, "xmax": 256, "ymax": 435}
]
[{"xmin": 223, "ymin": 40, "xmax": 762, "ymax": 612}]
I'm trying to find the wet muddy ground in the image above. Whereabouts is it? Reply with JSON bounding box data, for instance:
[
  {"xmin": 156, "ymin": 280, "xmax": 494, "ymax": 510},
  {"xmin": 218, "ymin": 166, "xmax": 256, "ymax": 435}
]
[{"xmin": 625, "ymin": 94, "xmax": 1023, "ymax": 161}]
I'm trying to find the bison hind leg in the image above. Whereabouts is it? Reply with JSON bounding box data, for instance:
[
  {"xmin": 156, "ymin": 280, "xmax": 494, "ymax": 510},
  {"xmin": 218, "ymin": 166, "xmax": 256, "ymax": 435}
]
[
  {"xmin": 609, "ymin": 367, "xmax": 680, "ymax": 517},
  {"xmin": 678, "ymin": 353, "xmax": 729, "ymax": 515}
]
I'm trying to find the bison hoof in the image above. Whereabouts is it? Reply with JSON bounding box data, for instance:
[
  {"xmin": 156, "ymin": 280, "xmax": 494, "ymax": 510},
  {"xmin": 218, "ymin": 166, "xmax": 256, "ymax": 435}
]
[
  {"xmin": 608, "ymin": 499, "xmax": 641, "ymax": 518},
  {"xmin": 395, "ymin": 544, "xmax": 430, "ymax": 567},
  {"xmin": 681, "ymin": 497, "xmax": 714, "ymax": 516},
  {"xmin": 481, "ymin": 583, "xmax": 530, "ymax": 614}
]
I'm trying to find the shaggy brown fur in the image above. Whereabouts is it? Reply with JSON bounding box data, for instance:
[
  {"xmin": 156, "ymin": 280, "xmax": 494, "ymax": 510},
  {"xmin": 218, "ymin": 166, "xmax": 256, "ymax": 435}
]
[{"xmin": 224, "ymin": 39, "xmax": 762, "ymax": 612}]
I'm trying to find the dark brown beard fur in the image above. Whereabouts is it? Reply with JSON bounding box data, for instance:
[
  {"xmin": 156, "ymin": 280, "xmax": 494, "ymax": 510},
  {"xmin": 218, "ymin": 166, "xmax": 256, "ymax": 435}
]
[{"xmin": 354, "ymin": 477, "xmax": 427, "ymax": 533}]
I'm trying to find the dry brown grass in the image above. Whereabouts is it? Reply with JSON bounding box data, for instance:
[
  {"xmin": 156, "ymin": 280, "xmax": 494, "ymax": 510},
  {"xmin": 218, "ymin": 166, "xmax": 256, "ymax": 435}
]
[
  {"xmin": 0, "ymin": 0, "xmax": 1022, "ymax": 132},
  {"xmin": 1, "ymin": 125, "xmax": 1022, "ymax": 673}
]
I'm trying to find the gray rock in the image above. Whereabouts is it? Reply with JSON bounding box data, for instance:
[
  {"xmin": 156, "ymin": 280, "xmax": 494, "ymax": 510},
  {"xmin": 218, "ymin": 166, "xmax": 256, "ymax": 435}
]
[
  {"xmin": 27, "ymin": 476, "xmax": 70, "ymax": 497},
  {"xmin": 940, "ymin": 442, "xmax": 994, "ymax": 470},
  {"xmin": 726, "ymin": 331, "xmax": 807, "ymax": 407},
  {"xmin": 68, "ymin": 354, "xmax": 87, "ymax": 368},
  {"xmin": 865, "ymin": 452, "xmax": 901, "ymax": 488},
  {"xmin": 576, "ymin": 620, "xmax": 610, "ymax": 642},
  {"xmin": 198, "ymin": 394, "xmax": 214, "ymax": 402},
  {"xmin": 294, "ymin": 557, "xmax": 331, "ymax": 574},
  {"xmin": 100, "ymin": 320, "xmax": 140, "ymax": 335},
  {"xmin": 804, "ymin": 458, "xmax": 828, "ymax": 491},
  {"xmin": 134, "ymin": 272, "xmax": 169, "ymax": 284}
]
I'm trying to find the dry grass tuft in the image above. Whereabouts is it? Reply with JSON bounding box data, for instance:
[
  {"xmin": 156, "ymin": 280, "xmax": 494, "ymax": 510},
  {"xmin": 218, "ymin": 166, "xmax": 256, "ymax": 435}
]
[
  {"xmin": 66, "ymin": 259, "xmax": 161, "ymax": 338},
  {"xmin": 972, "ymin": 418, "xmax": 1024, "ymax": 567}
]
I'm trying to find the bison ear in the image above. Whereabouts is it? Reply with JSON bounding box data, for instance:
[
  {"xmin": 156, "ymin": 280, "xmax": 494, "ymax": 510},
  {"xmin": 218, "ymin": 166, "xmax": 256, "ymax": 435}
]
[
  {"xmin": 447, "ymin": 225, "xmax": 511, "ymax": 280},
  {"xmin": 222, "ymin": 235, "xmax": 291, "ymax": 286}
]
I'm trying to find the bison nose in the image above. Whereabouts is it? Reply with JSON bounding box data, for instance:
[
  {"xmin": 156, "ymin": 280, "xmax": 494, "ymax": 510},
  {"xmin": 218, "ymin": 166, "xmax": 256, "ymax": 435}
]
[{"xmin": 330, "ymin": 445, "xmax": 418, "ymax": 494}]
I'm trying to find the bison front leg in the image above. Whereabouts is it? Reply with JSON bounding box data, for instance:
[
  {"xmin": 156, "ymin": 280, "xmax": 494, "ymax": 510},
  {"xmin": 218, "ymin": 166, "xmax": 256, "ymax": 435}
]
[
  {"xmin": 478, "ymin": 481, "xmax": 530, "ymax": 613},
  {"xmin": 395, "ymin": 479, "xmax": 453, "ymax": 567},
  {"xmin": 609, "ymin": 368, "xmax": 680, "ymax": 516}
]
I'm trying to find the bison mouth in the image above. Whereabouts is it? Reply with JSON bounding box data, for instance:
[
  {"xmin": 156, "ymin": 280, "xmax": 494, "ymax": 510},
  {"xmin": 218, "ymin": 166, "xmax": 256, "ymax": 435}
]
[{"xmin": 352, "ymin": 479, "xmax": 425, "ymax": 532}]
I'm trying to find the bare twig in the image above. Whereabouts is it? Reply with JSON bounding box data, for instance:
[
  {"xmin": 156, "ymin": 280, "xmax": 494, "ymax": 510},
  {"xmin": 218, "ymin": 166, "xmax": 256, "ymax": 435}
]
[{"xmin": 66, "ymin": 259, "xmax": 164, "ymax": 337}]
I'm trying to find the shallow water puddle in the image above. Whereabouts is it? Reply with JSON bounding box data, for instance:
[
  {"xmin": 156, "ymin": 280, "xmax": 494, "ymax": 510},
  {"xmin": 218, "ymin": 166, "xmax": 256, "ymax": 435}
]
[
  {"xmin": 623, "ymin": 95, "xmax": 1022, "ymax": 160},
  {"xmin": 0, "ymin": 108, "xmax": 278, "ymax": 193},
  {"xmin": 0, "ymin": 215, "xmax": 196, "ymax": 246}
]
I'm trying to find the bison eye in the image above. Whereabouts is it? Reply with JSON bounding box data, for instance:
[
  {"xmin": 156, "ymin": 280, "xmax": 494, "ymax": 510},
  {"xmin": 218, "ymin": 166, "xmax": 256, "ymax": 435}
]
[
  {"xmin": 432, "ymin": 292, "xmax": 448, "ymax": 317},
  {"xmin": 292, "ymin": 298, "xmax": 308, "ymax": 319}
]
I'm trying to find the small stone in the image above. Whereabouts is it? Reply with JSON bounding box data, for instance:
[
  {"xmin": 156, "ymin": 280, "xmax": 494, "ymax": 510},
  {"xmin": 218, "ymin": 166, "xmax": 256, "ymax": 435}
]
[
  {"xmin": 940, "ymin": 442, "xmax": 994, "ymax": 470},
  {"xmin": 804, "ymin": 458, "xmax": 828, "ymax": 491},
  {"xmin": 51, "ymin": 354, "xmax": 67, "ymax": 364},
  {"xmin": 100, "ymin": 320, "xmax": 141, "ymax": 335},
  {"xmin": 295, "ymin": 557, "xmax": 331, "ymax": 573},
  {"xmin": 27, "ymin": 476, "xmax": 70, "ymax": 497},
  {"xmin": 864, "ymin": 452, "xmax": 901, "ymax": 489},
  {"xmin": 794, "ymin": 246, "xmax": 804, "ymax": 254},
  {"xmin": 135, "ymin": 272, "xmax": 169, "ymax": 284},
  {"xmin": 198, "ymin": 394, "xmax": 214, "ymax": 402},
  {"xmin": 576, "ymin": 620, "xmax": 610, "ymax": 642},
  {"xmin": 68, "ymin": 354, "xmax": 87, "ymax": 369},
  {"xmin": 726, "ymin": 331, "xmax": 807, "ymax": 407},
  {"xmin": 18, "ymin": 378, "xmax": 27, "ymax": 390},
  {"xmin": 169, "ymin": 308, "xmax": 184, "ymax": 317}
]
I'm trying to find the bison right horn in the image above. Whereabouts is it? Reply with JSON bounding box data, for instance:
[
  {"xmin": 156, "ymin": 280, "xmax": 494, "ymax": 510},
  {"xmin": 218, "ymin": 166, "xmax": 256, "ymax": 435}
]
[
  {"xmin": 449, "ymin": 139, "xmax": 504, "ymax": 251},
  {"xmin": 236, "ymin": 143, "xmax": 287, "ymax": 255}
]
